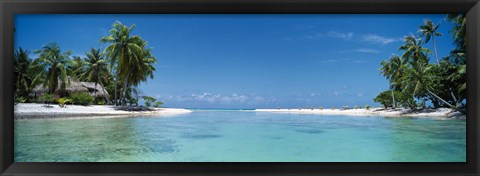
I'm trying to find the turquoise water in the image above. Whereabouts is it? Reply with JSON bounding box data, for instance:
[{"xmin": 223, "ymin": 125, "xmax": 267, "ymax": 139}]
[{"xmin": 14, "ymin": 110, "xmax": 466, "ymax": 162}]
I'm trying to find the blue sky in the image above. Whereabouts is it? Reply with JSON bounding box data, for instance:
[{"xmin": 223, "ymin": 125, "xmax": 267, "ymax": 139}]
[{"xmin": 15, "ymin": 14, "xmax": 456, "ymax": 108}]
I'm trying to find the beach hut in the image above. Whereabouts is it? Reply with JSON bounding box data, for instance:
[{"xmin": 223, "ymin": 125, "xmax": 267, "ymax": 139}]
[{"xmin": 31, "ymin": 79, "xmax": 109, "ymax": 99}]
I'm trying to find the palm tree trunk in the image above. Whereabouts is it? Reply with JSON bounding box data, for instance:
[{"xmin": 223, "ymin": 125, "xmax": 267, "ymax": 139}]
[
  {"xmin": 114, "ymin": 74, "xmax": 118, "ymax": 106},
  {"xmin": 391, "ymin": 89, "xmax": 396, "ymax": 109},
  {"xmin": 449, "ymin": 88, "xmax": 459, "ymax": 106},
  {"xmin": 94, "ymin": 82, "xmax": 97, "ymax": 98},
  {"xmin": 135, "ymin": 86, "xmax": 139, "ymax": 107},
  {"xmin": 98, "ymin": 79, "xmax": 110, "ymax": 103},
  {"xmin": 432, "ymin": 36, "xmax": 440, "ymax": 66},
  {"xmin": 121, "ymin": 68, "xmax": 134, "ymax": 106},
  {"xmin": 121, "ymin": 74, "xmax": 130, "ymax": 106},
  {"xmin": 427, "ymin": 89, "xmax": 455, "ymax": 109}
]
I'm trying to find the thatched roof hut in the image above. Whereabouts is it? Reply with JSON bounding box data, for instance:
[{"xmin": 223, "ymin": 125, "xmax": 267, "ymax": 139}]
[{"xmin": 31, "ymin": 79, "xmax": 109, "ymax": 98}]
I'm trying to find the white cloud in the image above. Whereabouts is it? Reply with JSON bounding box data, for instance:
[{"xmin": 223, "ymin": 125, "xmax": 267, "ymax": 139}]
[
  {"xmin": 304, "ymin": 31, "xmax": 353, "ymax": 40},
  {"xmin": 320, "ymin": 58, "xmax": 366, "ymax": 64},
  {"xmin": 354, "ymin": 48, "xmax": 380, "ymax": 54},
  {"xmin": 327, "ymin": 31, "xmax": 354, "ymax": 40},
  {"xmin": 304, "ymin": 33, "xmax": 324, "ymax": 39},
  {"xmin": 158, "ymin": 93, "xmax": 274, "ymax": 105},
  {"xmin": 293, "ymin": 32, "xmax": 400, "ymax": 45},
  {"xmin": 339, "ymin": 48, "xmax": 380, "ymax": 54},
  {"xmin": 360, "ymin": 34, "xmax": 399, "ymax": 44}
]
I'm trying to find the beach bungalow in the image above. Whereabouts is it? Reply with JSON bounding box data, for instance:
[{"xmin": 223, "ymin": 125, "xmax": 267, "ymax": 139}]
[{"xmin": 30, "ymin": 78, "xmax": 109, "ymax": 100}]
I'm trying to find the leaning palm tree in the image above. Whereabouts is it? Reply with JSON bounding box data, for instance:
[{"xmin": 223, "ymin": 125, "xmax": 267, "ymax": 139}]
[
  {"xmin": 79, "ymin": 48, "xmax": 111, "ymax": 102},
  {"xmin": 402, "ymin": 60, "xmax": 455, "ymax": 109},
  {"xmin": 33, "ymin": 43, "xmax": 72, "ymax": 96},
  {"xmin": 419, "ymin": 19, "xmax": 442, "ymax": 65},
  {"xmin": 100, "ymin": 21, "xmax": 145, "ymax": 106}
]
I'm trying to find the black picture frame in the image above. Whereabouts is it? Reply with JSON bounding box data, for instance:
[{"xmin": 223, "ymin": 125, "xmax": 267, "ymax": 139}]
[{"xmin": 1, "ymin": 0, "xmax": 479, "ymax": 175}]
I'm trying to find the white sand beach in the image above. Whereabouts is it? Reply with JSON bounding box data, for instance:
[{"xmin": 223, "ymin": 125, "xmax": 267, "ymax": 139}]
[
  {"xmin": 255, "ymin": 108, "xmax": 465, "ymax": 119},
  {"xmin": 14, "ymin": 103, "xmax": 192, "ymax": 119}
]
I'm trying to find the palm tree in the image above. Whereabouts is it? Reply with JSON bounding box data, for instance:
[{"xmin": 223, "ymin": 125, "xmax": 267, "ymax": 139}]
[
  {"xmin": 100, "ymin": 21, "xmax": 145, "ymax": 106},
  {"xmin": 14, "ymin": 48, "xmax": 41, "ymax": 98},
  {"xmin": 79, "ymin": 48, "xmax": 111, "ymax": 102},
  {"xmin": 447, "ymin": 14, "xmax": 466, "ymax": 109},
  {"xmin": 14, "ymin": 48, "xmax": 32, "ymax": 97},
  {"xmin": 119, "ymin": 40, "xmax": 157, "ymax": 106},
  {"xmin": 402, "ymin": 60, "xmax": 455, "ymax": 109},
  {"xmin": 447, "ymin": 14, "xmax": 466, "ymax": 51},
  {"xmin": 419, "ymin": 19, "xmax": 442, "ymax": 65},
  {"xmin": 399, "ymin": 34, "xmax": 431, "ymax": 65},
  {"xmin": 380, "ymin": 55, "xmax": 406, "ymax": 108},
  {"xmin": 448, "ymin": 64, "xmax": 466, "ymax": 107},
  {"xmin": 68, "ymin": 56, "xmax": 85, "ymax": 80},
  {"xmin": 34, "ymin": 43, "xmax": 72, "ymax": 96}
]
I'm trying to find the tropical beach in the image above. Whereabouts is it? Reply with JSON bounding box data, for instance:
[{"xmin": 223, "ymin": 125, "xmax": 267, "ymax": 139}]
[
  {"xmin": 13, "ymin": 14, "xmax": 467, "ymax": 162},
  {"xmin": 14, "ymin": 103, "xmax": 192, "ymax": 119},
  {"xmin": 255, "ymin": 107, "xmax": 465, "ymax": 118},
  {"xmin": 15, "ymin": 103, "xmax": 463, "ymax": 119}
]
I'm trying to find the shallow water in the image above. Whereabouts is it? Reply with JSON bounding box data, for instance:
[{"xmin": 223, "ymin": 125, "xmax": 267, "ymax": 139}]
[{"xmin": 14, "ymin": 110, "xmax": 466, "ymax": 162}]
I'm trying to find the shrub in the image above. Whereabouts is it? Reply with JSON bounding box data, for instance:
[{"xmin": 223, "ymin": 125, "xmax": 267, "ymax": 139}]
[
  {"xmin": 15, "ymin": 96, "xmax": 27, "ymax": 104},
  {"xmin": 319, "ymin": 106, "xmax": 324, "ymax": 110},
  {"xmin": 153, "ymin": 101, "xmax": 163, "ymax": 108},
  {"xmin": 39, "ymin": 93, "xmax": 55, "ymax": 105},
  {"xmin": 365, "ymin": 104, "xmax": 371, "ymax": 110},
  {"xmin": 143, "ymin": 96, "xmax": 156, "ymax": 107},
  {"xmin": 95, "ymin": 99, "xmax": 106, "ymax": 105},
  {"xmin": 343, "ymin": 105, "xmax": 350, "ymax": 110},
  {"xmin": 70, "ymin": 92, "xmax": 94, "ymax": 106},
  {"xmin": 57, "ymin": 98, "xmax": 72, "ymax": 108},
  {"xmin": 354, "ymin": 105, "xmax": 360, "ymax": 109}
]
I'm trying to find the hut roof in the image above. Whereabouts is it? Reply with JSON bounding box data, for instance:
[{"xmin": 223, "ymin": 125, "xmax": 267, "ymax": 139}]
[{"xmin": 31, "ymin": 79, "xmax": 109, "ymax": 98}]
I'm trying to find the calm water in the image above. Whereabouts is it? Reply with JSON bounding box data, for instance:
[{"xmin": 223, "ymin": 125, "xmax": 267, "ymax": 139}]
[{"xmin": 15, "ymin": 110, "xmax": 466, "ymax": 162}]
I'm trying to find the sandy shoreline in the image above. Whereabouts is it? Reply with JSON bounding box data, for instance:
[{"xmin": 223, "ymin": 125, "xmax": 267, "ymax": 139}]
[
  {"xmin": 14, "ymin": 103, "xmax": 192, "ymax": 119},
  {"xmin": 254, "ymin": 108, "xmax": 466, "ymax": 119},
  {"xmin": 14, "ymin": 103, "xmax": 466, "ymax": 119}
]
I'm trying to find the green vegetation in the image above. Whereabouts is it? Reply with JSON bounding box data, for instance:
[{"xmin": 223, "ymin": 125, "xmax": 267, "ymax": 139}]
[
  {"xmin": 78, "ymin": 48, "xmax": 111, "ymax": 102},
  {"xmin": 153, "ymin": 101, "xmax": 164, "ymax": 108},
  {"xmin": 57, "ymin": 98, "xmax": 72, "ymax": 108},
  {"xmin": 319, "ymin": 106, "xmax": 324, "ymax": 110},
  {"xmin": 365, "ymin": 104, "xmax": 370, "ymax": 110},
  {"xmin": 100, "ymin": 21, "xmax": 157, "ymax": 106},
  {"xmin": 39, "ymin": 93, "xmax": 55, "ymax": 106},
  {"xmin": 70, "ymin": 92, "xmax": 95, "ymax": 106},
  {"xmin": 376, "ymin": 15, "xmax": 466, "ymax": 113},
  {"xmin": 143, "ymin": 96, "xmax": 156, "ymax": 107},
  {"xmin": 342, "ymin": 106, "xmax": 349, "ymax": 110},
  {"xmin": 374, "ymin": 90, "xmax": 403, "ymax": 109},
  {"xmin": 15, "ymin": 96, "xmax": 27, "ymax": 105},
  {"xmin": 14, "ymin": 48, "xmax": 44, "ymax": 102},
  {"xmin": 34, "ymin": 43, "xmax": 72, "ymax": 97},
  {"xmin": 14, "ymin": 21, "xmax": 158, "ymax": 108}
]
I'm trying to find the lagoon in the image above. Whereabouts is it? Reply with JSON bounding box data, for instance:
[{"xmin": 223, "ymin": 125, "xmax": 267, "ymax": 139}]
[{"xmin": 14, "ymin": 110, "xmax": 466, "ymax": 162}]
